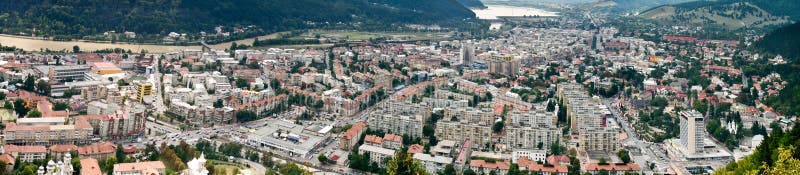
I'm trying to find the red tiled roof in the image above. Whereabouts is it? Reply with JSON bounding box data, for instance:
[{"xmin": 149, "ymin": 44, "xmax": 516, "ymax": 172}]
[
  {"xmin": 342, "ymin": 122, "xmax": 366, "ymax": 140},
  {"xmin": 407, "ymin": 144, "xmax": 424, "ymax": 154},
  {"xmin": 50, "ymin": 144, "xmax": 79, "ymax": 153},
  {"xmin": 383, "ymin": 134, "xmax": 402, "ymax": 143},
  {"xmin": 78, "ymin": 142, "xmax": 116, "ymax": 155},
  {"xmin": 470, "ymin": 160, "xmax": 510, "ymax": 170},
  {"xmin": 4, "ymin": 144, "xmax": 47, "ymax": 153},
  {"xmin": 80, "ymin": 158, "xmax": 103, "ymax": 175},
  {"xmin": 585, "ymin": 163, "xmax": 641, "ymax": 171}
]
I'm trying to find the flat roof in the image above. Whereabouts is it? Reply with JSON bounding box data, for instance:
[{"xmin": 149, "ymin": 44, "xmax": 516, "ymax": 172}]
[{"xmin": 248, "ymin": 120, "xmax": 327, "ymax": 156}]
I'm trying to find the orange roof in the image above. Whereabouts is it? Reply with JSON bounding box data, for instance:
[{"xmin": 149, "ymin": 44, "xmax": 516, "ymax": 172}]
[
  {"xmin": 407, "ymin": 144, "xmax": 424, "ymax": 154},
  {"xmin": 78, "ymin": 142, "xmax": 116, "ymax": 155},
  {"xmin": 4, "ymin": 144, "xmax": 47, "ymax": 153},
  {"xmin": 50, "ymin": 144, "xmax": 79, "ymax": 153},
  {"xmin": 80, "ymin": 158, "xmax": 103, "ymax": 175},
  {"xmin": 113, "ymin": 161, "xmax": 165, "ymax": 173},
  {"xmin": 470, "ymin": 160, "xmax": 510, "ymax": 170},
  {"xmin": 383, "ymin": 134, "xmax": 403, "ymax": 143},
  {"xmin": 585, "ymin": 163, "xmax": 641, "ymax": 171},
  {"xmin": 518, "ymin": 157, "xmax": 568, "ymax": 173},
  {"xmin": 0, "ymin": 154, "xmax": 14, "ymax": 165},
  {"xmin": 342, "ymin": 122, "xmax": 366, "ymax": 140},
  {"xmin": 364, "ymin": 135, "xmax": 383, "ymax": 145}
]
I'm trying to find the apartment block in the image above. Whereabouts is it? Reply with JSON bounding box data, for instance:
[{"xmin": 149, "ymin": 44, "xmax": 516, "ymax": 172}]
[
  {"xmin": 368, "ymin": 113, "xmax": 424, "ymax": 139},
  {"xmin": 3, "ymin": 117, "xmax": 94, "ymax": 146},
  {"xmin": 435, "ymin": 121, "xmax": 492, "ymax": 150},
  {"xmin": 580, "ymin": 127, "xmax": 619, "ymax": 152}
]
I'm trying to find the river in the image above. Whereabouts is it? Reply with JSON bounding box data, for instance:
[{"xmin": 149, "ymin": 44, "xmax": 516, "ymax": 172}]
[{"xmin": 0, "ymin": 32, "xmax": 283, "ymax": 53}]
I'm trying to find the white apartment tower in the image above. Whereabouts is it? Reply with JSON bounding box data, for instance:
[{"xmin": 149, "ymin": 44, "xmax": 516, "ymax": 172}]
[{"xmin": 680, "ymin": 110, "xmax": 705, "ymax": 154}]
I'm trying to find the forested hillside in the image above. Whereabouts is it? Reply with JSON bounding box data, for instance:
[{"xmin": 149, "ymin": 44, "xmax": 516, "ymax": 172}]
[
  {"xmin": 0, "ymin": 0, "xmax": 476, "ymax": 40},
  {"xmin": 752, "ymin": 22, "xmax": 800, "ymax": 116}
]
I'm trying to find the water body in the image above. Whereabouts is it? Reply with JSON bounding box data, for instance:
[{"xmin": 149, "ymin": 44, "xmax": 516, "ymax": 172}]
[{"xmin": 472, "ymin": 5, "xmax": 559, "ymax": 20}]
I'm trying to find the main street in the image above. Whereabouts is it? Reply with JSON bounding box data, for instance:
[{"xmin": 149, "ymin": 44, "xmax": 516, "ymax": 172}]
[{"xmin": 602, "ymin": 97, "xmax": 669, "ymax": 174}]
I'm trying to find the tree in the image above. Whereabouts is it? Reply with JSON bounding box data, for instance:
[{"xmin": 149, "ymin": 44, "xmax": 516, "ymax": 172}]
[
  {"xmin": 13, "ymin": 99, "xmax": 28, "ymax": 117},
  {"xmin": 0, "ymin": 92, "xmax": 5, "ymax": 100},
  {"xmin": 441, "ymin": 164, "xmax": 456, "ymax": 175},
  {"xmin": 463, "ymin": 169, "xmax": 478, "ymax": 175},
  {"xmin": 22, "ymin": 75, "xmax": 35, "ymax": 91},
  {"xmin": 116, "ymin": 144, "xmax": 126, "ymax": 163},
  {"xmin": 53, "ymin": 102, "xmax": 70, "ymax": 111},
  {"xmin": 26, "ymin": 110, "xmax": 42, "ymax": 118},
  {"xmin": 387, "ymin": 151, "xmax": 429, "ymax": 175},
  {"xmin": 213, "ymin": 99, "xmax": 224, "ymax": 108},
  {"xmin": 36, "ymin": 80, "xmax": 50, "ymax": 96},
  {"xmin": 73, "ymin": 45, "xmax": 80, "ymax": 53},
  {"xmin": 235, "ymin": 110, "xmax": 258, "ymax": 122},
  {"xmin": 618, "ymin": 150, "xmax": 631, "ymax": 164},
  {"xmin": 318, "ymin": 154, "xmax": 331, "ymax": 165},
  {"xmin": 492, "ymin": 122, "xmax": 504, "ymax": 133}
]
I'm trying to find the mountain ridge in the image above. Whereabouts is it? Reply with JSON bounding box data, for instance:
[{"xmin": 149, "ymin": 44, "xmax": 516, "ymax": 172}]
[{"xmin": 0, "ymin": 0, "xmax": 476, "ymax": 40}]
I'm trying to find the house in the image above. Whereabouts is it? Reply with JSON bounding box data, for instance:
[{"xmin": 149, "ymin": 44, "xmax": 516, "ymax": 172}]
[
  {"xmin": 50, "ymin": 144, "xmax": 79, "ymax": 159},
  {"xmin": 383, "ymin": 134, "xmax": 403, "ymax": 150},
  {"xmin": 469, "ymin": 159, "xmax": 510, "ymax": 175},
  {"xmin": 585, "ymin": 163, "xmax": 641, "ymax": 175},
  {"xmin": 3, "ymin": 144, "xmax": 47, "ymax": 162},
  {"xmin": 78, "ymin": 142, "xmax": 116, "ymax": 160}
]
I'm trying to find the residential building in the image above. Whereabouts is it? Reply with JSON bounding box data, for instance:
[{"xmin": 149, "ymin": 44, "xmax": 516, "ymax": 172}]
[
  {"xmin": 2, "ymin": 144, "xmax": 47, "ymax": 162},
  {"xmin": 512, "ymin": 150, "xmax": 547, "ymax": 163},
  {"xmin": 469, "ymin": 159, "xmax": 510, "ymax": 175},
  {"xmin": 358, "ymin": 144, "xmax": 395, "ymax": 166},
  {"xmin": 580, "ymin": 127, "xmax": 619, "ymax": 152},
  {"xmin": 435, "ymin": 121, "xmax": 492, "ymax": 150},
  {"xmin": 3, "ymin": 117, "xmax": 94, "ymax": 146},
  {"xmin": 135, "ymin": 82, "xmax": 152, "ymax": 103},
  {"xmin": 368, "ymin": 114, "xmax": 424, "ymax": 139},
  {"xmin": 413, "ymin": 153, "xmax": 453, "ymax": 175},
  {"xmin": 517, "ymin": 156, "xmax": 568, "ymax": 175},
  {"xmin": 488, "ymin": 55, "xmax": 520, "ymax": 76},
  {"xmin": 680, "ymin": 110, "xmax": 705, "ymax": 155},
  {"xmin": 78, "ymin": 142, "xmax": 116, "ymax": 160},
  {"xmin": 97, "ymin": 111, "xmax": 146, "ymax": 140},
  {"xmin": 585, "ymin": 163, "xmax": 641, "ymax": 175},
  {"xmin": 340, "ymin": 122, "xmax": 366, "ymax": 151},
  {"xmin": 383, "ymin": 134, "xmax": 403, "ymax": 150}
]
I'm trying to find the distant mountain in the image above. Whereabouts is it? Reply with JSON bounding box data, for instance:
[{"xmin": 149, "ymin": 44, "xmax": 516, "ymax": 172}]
[
  {"xmin": 609, "ymin": 0, "xmax": 697, "ymax": 12},
  {"xmin": 638, "ymin": 1, "xmax": 793, "ymax": 29},
  {"xmin": 0, "ymin": 0, "xmax": 476, "ymax": 39},
  {"xmin": 457, "ymin": 0, "xmax": 488, "ymax": 9}
]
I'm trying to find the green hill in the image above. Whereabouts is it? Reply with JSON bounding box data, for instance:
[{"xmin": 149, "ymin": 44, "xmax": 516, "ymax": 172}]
[
  {"xmin": 753, "ymin": 22, "xmax": 800, "ymax": 116},
  {"xmin": 638, "ymin": 1, "xmax": 793, "ymax": 29},
  {"xmin": 0, "ymin": 0, "xmax": 476, "ymax": 40}
]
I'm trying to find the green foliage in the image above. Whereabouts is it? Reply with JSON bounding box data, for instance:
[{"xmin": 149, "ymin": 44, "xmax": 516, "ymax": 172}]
[
  {"xmin": 387, "ymin": 151, "xmax": 429, "ymax": 175},
  {"xmin": 716, "ymin": 125, "xmax": 800, "ymax": 174},
  {"xmin": 618, "ymin": 150, "xmax": 631, "ymax": 164},
  {"xmin": 53, "ymin": 102, "xmax": 70, "ymax": 111},
  {"xmin": 26, "ymin": 110, "xmax": 42, "ymax": 118},
  {"xmin": 235, "ymin": 110, "xmax": 258, "ymax": 122},
  {"xmin": 0, "ymin": 0, "xmax": 477, "ymax": 42},
  {"xmin": 218, "ymin": 142, "xmax": 244, "ymax": 157},
  {"xmin": 13, "ymin": 99, "xmax": 29, "ymax": 118},
  {"xmin": 650, "ymin": 97, "xmax": 668, "ymax": 107}
]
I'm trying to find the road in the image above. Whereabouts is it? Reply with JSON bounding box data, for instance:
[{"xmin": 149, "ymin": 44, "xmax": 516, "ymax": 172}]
[{"xmin": 602, "ymin": 97, "xmax": 669, "ymax": 174}]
